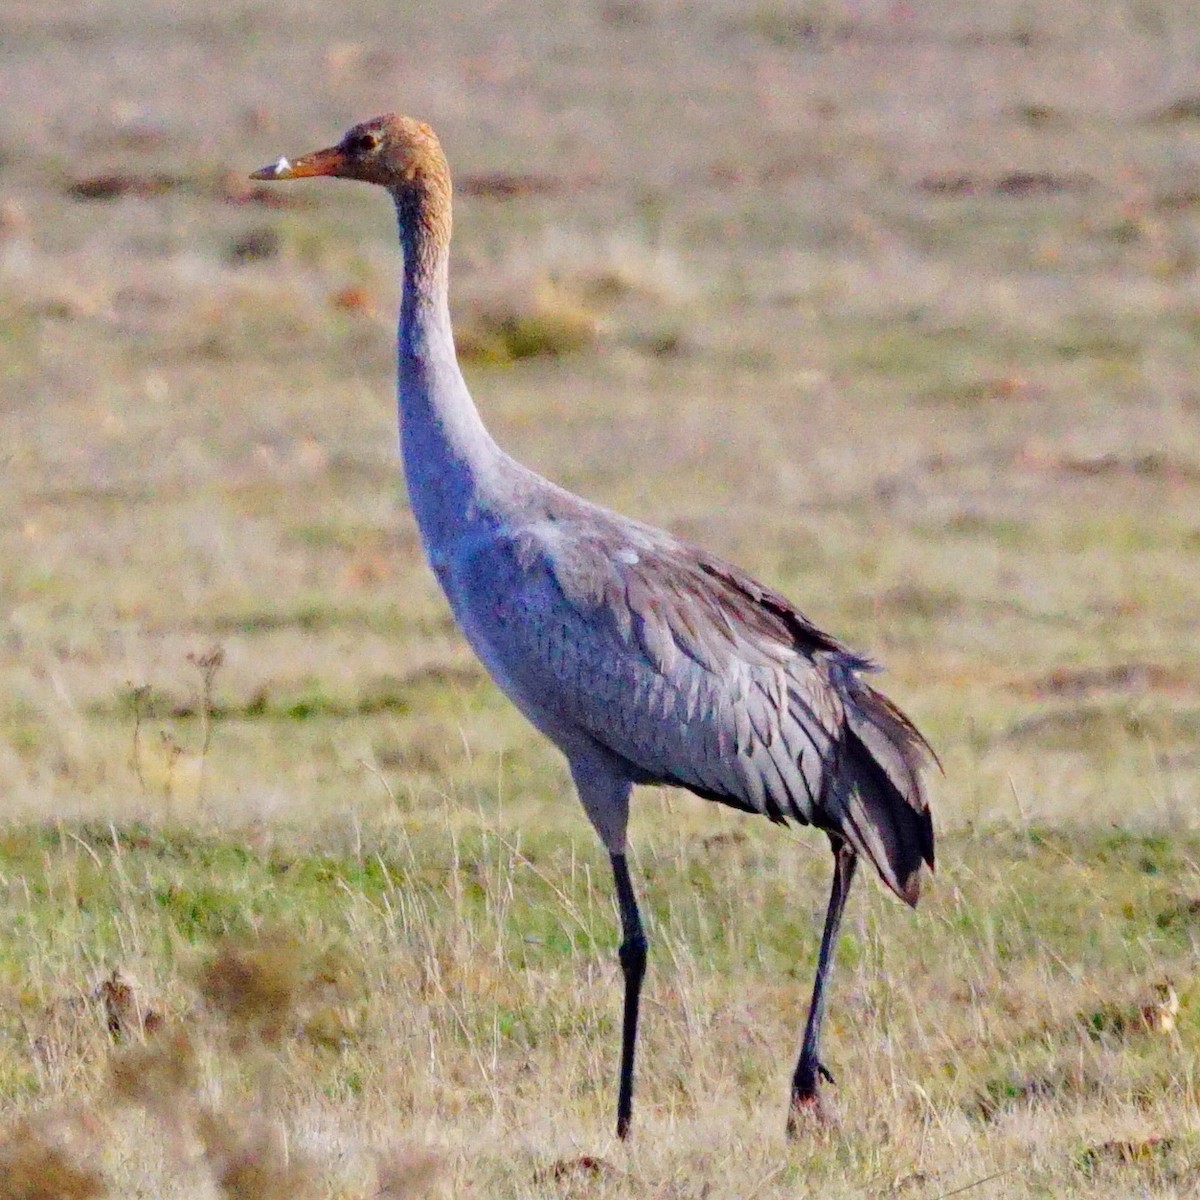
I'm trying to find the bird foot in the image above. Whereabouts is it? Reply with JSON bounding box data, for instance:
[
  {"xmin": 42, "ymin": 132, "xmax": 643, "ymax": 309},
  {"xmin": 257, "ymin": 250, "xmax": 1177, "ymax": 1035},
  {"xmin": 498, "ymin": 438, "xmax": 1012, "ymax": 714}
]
[
  {"xmin": 786, "ymin": 1060, "xmax": 838, "ymax": 1139},
  {"xmin": 786, "ymin": 1088, "xmax": 840, "ymax": 1138}
]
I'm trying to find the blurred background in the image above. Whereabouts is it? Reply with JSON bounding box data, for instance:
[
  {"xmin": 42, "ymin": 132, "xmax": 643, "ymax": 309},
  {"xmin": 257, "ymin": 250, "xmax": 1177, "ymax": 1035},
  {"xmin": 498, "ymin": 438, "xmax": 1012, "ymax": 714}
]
[
  {"xmin": 4, "ymin": 0, "xmax": 1200, "ymax": 828},
  {"xmin": 3, "ymin": 3, "xmax": 1200, "ymax": 1193}
]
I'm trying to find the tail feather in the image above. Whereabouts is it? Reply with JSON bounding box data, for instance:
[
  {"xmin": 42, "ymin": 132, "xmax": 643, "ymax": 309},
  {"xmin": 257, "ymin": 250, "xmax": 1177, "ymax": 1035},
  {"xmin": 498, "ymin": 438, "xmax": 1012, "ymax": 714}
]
[{"xmin": 825, "ymin": 668, "xmax": 935, "ymax": 906}]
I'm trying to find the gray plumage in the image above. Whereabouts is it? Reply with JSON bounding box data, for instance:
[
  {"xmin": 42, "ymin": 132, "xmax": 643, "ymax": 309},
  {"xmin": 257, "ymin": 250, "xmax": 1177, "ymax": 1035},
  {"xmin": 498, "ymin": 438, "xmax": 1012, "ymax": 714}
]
[
  {"xmin": 450, "ymin": 478, "xmax": 934, "ymax": 903},
  {"xmin": 253, "ymin": 113, "xmax": 936, "ymax": 1140}
]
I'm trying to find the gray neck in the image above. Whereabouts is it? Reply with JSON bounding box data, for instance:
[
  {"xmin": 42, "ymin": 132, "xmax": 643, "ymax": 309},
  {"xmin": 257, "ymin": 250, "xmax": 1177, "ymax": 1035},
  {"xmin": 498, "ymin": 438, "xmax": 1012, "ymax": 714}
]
[{"xmin": 392, "ymin": 190, "xmax": 501, "ymax": 551}]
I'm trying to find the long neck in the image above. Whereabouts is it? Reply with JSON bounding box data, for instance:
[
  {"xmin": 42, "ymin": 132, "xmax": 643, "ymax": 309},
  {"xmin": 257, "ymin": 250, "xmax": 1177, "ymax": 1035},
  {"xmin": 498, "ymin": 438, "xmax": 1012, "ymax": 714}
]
[{"xmin": 392, "ymin": 186, "xmax": 501, "ymax": 550}]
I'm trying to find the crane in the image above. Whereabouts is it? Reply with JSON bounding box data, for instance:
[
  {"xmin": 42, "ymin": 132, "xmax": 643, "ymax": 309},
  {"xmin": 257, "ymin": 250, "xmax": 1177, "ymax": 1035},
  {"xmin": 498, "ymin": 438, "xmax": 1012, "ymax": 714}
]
[{"xmin": 252, "ymin": 114, "xmax": 935, "ymax": 1140}]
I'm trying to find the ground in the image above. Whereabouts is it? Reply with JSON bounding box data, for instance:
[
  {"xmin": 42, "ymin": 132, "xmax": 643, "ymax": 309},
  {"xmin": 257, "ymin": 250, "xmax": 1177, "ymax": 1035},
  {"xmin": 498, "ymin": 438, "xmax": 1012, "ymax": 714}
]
[{"xmin": 2, "ymin": 1, "xmax": 1199, "ymax": 1196}]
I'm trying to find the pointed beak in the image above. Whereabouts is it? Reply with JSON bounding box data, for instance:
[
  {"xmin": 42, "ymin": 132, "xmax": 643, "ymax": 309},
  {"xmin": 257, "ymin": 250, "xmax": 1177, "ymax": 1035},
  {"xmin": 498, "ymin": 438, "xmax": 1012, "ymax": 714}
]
[{"xmin": 250, "ymin": 144, "xmax": 346, "ymax": 181}]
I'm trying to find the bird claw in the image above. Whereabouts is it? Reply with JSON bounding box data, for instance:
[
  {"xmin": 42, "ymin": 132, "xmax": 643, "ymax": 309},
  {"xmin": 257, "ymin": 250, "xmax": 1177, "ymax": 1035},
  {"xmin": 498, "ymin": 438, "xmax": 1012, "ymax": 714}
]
[
  {"xmin": 786, "ymin": 1087, "xmax": 839, "ymax": 1137},
  {"xmin": 786, "ymin": 1058, "xmax": 838, "ymax": 1137},
  {"xmin": 791, "ymin": 1057, "xmax": 836, "ymax": 1097}
]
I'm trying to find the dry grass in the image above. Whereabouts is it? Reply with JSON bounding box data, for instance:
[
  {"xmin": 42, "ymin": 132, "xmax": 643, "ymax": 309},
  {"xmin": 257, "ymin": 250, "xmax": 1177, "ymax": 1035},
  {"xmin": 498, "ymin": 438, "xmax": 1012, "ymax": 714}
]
[
  {"xmin": 0, "ymin": 820, "xmax": 1196, "ymax": 1196},
  {"xmin": 3, "ymin": 0, "xmax": 1200, "ymax": 1195},
  {"xmin": 0, "ymin": 1108, "xmax": 107, "ymax": 1200}
]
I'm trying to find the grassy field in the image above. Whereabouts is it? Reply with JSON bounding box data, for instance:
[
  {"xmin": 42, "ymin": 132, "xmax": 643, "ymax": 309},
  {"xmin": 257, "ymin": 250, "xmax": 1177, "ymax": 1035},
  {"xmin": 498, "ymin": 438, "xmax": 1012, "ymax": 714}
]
[{"xmin": 3, "ymin": 0, "xmax": 1200, "ymax": 1195}]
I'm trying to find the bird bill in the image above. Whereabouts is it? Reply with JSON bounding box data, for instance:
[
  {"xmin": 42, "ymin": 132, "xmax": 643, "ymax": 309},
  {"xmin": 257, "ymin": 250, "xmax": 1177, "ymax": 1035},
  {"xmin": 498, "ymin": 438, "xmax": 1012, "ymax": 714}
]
[{"xmin": 251, "ymin": 155, "xmax": 292, "ymax": 180}]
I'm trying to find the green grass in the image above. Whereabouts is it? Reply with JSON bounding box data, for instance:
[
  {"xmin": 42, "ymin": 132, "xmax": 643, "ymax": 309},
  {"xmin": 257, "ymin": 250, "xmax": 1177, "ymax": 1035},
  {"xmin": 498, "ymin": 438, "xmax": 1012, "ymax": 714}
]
[
  {"xmin": 1, "ymin": 819, "xmax": 1197, "ymax": 1194},
  {"xmin": 5, "ymin": 0, "xmax": 1200, "ymax": 1193}
]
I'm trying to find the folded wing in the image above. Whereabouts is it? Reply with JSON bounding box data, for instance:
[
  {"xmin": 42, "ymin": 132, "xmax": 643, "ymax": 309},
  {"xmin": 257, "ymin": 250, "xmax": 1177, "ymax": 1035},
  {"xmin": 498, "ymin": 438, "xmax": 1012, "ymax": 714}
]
[{"xmin": 456, "ymin": 505, "xmax": 935, "ymax": 903}]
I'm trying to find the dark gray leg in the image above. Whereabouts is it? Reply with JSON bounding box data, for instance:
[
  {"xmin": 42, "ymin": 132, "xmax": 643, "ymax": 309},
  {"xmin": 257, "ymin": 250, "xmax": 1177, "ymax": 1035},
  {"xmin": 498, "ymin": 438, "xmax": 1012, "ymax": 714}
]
[
  {"xmin": 611, "ymin": 852, "xmax": 647, "ymax": 1140},
  {"xmin": 787, "ymin": 839, "xmax": 858, "ymax": 1135}
]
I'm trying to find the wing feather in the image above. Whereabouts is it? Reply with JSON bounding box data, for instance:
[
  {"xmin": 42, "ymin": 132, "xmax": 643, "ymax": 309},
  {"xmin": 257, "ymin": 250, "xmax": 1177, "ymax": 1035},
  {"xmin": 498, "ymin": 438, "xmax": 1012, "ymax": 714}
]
[{"xmin": 451, "ymin": 504, "xmax": 933, "ymax": 900}]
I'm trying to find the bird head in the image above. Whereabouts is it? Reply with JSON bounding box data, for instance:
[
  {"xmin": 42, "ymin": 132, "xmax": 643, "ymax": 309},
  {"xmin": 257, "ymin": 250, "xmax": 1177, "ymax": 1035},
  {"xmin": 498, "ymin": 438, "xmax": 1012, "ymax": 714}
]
[{"xmin": 251, "ymin": 113, "xmax": 449, "ymax": 195}]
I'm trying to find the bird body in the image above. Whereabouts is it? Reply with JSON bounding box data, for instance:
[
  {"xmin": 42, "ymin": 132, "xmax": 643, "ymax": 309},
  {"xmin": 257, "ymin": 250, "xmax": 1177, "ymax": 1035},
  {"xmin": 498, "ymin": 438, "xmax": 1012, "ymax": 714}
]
[
  {"xmin": 252, "ymin": 114, "xmax": 935, "ymax": 1138},
  {"xmin": 446, "ymin": 481, "xmax": 932, "ymax": 889}
]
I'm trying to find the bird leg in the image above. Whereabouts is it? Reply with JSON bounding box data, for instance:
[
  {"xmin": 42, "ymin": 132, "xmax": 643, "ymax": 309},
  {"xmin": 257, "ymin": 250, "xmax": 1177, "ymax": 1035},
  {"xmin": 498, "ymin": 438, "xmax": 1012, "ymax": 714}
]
[
  {"xmin": 610, "ymin": 852, "xmax": 647, "ymax": 1140},
  {"xmin": 787, "ymin": 840, "xmax": 858, "ymax": 1136}
]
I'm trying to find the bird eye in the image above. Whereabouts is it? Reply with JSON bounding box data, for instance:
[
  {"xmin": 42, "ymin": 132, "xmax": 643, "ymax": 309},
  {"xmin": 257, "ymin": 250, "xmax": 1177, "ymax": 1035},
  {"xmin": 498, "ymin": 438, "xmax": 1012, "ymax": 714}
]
[{"xmin": 348, "ymin": 131, "xmax": 380, "ymax": 154}]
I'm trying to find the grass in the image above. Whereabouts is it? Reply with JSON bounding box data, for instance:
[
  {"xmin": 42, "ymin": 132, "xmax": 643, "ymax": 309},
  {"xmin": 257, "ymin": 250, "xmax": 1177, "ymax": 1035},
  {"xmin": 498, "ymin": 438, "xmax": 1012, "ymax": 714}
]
[
  {"xmin": 4, "ymin": 0, "xmax": 1200, "ymax": 1194},
  {"xmin": 0, "ymin": 819, "xmax": 1197, "ymax": 1195}
]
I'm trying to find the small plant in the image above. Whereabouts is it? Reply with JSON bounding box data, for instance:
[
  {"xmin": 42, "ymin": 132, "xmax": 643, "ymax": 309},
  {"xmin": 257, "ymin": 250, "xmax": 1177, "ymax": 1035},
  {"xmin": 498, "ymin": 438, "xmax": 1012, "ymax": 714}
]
[
  {"xmin": 197, "ymin": 930, "xmax": 309, "ymax": 1046},
  {"xmin": 109, "ymin": 1025, "xmax": 198, "ymax": 1117},
  {"xmin": 197, "ymin": 1110, "xmax": 320, "ymax": 1200},
  {"xmin": 126, "ymin": 647, "xmax": 225, "ymax": 805},
  {"xmin": 0, "ymin": 1115, "xmax": 106, "ymax": 1200},
  {"xmin": 456, "ymin": 282, "xmax": 599, "ymax": 363},
  {"xmin": 373, "ymin": 1148, "xmax": 442, "ymax": 1200}
]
